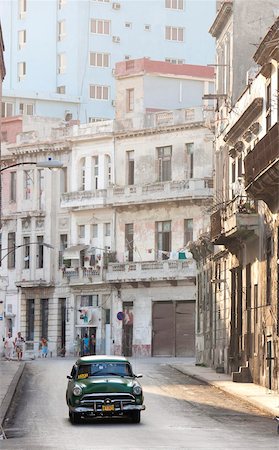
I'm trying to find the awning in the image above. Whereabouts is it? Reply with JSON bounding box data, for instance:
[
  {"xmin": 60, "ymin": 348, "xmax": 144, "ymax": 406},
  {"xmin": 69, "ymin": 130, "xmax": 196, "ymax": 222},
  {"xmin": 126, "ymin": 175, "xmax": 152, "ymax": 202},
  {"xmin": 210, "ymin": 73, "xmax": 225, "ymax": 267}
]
[{"xmin": 63, "ymin": 245, "xmax": 88, "ymax": 260}]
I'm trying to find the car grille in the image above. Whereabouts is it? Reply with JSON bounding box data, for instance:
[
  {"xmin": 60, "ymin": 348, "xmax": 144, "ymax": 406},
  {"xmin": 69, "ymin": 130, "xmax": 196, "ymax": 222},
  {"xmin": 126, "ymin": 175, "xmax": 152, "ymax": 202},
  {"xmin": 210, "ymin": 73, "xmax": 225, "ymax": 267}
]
[{"xmin": 80, "ymin": 392, "xmax": 136, "ymax": 411}]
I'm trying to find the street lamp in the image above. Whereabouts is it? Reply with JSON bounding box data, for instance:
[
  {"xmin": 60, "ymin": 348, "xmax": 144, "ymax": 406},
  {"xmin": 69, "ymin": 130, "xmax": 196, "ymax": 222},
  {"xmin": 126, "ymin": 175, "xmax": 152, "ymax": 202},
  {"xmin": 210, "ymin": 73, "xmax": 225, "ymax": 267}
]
[
  {"xmin": 0, "ymin": 242, "xmax": 54, "ymax": 263},
  {"xmin": 0, "ymin": 158, "xmax": 63, "ymax": 228}
]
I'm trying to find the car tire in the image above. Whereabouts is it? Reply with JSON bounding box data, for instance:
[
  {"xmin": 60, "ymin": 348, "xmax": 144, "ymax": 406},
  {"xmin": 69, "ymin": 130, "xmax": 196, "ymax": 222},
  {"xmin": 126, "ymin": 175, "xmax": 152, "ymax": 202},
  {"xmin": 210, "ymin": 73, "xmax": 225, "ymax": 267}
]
[
  {"xmin": 130, "ymin": 411, "xmax": 141, "ymax": 423},
  {"xmin": 69, "ymin": 410, "xmax": 81, "ymax": 424}
]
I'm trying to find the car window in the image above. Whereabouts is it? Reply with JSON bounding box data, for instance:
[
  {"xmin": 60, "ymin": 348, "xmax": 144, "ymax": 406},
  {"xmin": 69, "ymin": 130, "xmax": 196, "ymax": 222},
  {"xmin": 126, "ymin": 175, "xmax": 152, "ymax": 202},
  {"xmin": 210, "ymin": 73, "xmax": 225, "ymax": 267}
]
[
  {"xmin": 70, "ymin": 365, "xmax": 77, "ymax": 378},
  {"xmin": 77, "ymin": 362, "xmax": 133, "ymax": 379}
]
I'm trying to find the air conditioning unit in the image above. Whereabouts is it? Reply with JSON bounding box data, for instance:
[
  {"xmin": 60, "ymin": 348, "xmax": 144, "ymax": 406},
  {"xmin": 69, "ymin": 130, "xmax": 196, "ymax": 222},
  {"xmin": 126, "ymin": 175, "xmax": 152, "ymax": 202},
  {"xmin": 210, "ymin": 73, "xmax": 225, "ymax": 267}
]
[
  {"xmin": 112, "ymin": 2, "xmax": 121, "ymax": 9},
  {"xmin": 112, "ymin": 36, "xmax": 120, "ymax": 43}
]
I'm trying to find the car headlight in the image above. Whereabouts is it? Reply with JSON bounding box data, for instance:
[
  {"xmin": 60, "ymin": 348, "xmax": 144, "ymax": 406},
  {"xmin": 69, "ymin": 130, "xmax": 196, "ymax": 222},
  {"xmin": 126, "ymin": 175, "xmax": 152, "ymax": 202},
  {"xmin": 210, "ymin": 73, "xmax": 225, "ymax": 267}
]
[
  {"xmin": 133, "ymin": 384, "xmax": 142, "ymax": 395},
  {"xmin": 72, "ymin": 385, "xmax": 82, "ymax": 396}
]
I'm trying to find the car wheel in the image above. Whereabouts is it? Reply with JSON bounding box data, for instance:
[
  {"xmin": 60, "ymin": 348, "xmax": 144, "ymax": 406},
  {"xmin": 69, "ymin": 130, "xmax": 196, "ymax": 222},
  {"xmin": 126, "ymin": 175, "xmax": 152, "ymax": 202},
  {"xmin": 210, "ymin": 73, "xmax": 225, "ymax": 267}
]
[
  {"xmin": 69, "ymin": 410, "xmax": 81, "ymax": 424},
  {"xmin": 130, "ymin": 411, "xmax": 141, "ymax": 423}
]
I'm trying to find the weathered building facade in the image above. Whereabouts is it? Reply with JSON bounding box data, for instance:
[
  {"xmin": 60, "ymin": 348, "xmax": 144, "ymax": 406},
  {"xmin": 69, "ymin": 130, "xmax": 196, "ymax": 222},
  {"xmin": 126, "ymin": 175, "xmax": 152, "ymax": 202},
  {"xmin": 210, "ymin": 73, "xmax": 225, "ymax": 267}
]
[
  {"xmin": 0, "ymin": 59, "xmax": 214, "ymax": 358},
  {"xmin": 195, "ymin": 2, "xmax": 279, "ymax": 391}
]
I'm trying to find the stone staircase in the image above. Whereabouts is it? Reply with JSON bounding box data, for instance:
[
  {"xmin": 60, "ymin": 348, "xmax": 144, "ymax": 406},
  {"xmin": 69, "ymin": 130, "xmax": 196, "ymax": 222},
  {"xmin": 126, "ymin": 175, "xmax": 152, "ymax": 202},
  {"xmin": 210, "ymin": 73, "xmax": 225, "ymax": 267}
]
[{"xmin": 232, "ymin": 365, "xmax": 252, "ymax": 383}]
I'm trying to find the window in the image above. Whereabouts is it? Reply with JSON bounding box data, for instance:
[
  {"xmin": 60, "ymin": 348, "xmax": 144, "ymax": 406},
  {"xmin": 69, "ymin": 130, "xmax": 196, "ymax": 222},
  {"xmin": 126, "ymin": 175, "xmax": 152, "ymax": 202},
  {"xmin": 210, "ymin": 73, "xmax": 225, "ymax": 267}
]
[
  {"xmin": 59, "ymin": 234, "xmax": 67, "ymax": 268},
  {"xmin": 10, "ymin": 172, "xmax": 17, "ymax": 202},
  {"xmin": 80, "ymin": 158, "xmax": 86, "ymax": 190},
  {"xmin": 18, "ymin": 61, "xmax": 26, "ymax": 80},
  {"xmin": 266, "ymin": 81, "xmax": 271, "ymax": 131},
  {"xmin": 24, "ymin": 170, "xmax": 32, "ymax": 199},
  {"xmin": 126, "ymin": 88, "xmax": 134, "ymax": 112},
  {"xmin": 124, "ymin": 55, "xmax": 131, "ymax": 60},
  {"xmin": 104, "ymin": 223, "xmax": 111, "ymax": 236},
  {"xmin": 58, "ymin": 20, "xmax": 66, "ymax": 40},
  {"xmin": 8, "ymin": 232, "xmax": 16, "ymax": 269},
  {"xmin": 92, "ymin": 224, "xmax": 98, "ymax": 238},
  {"xmin": 165, "ymin": 58, "xmax": 185, "ymax": 64},
  {"xmin": 125, "ymin": 223, "xmax": 133, "ymax": 262},
  {"xmin": 79, "ymin": 225, "xmax": 85, "ymax": 238},
  {"xmin": 58, "ymin": 53, "xmax": 66, "ymax": 74},
  {"xmin": 156, "ymin": 221, "xmax": 171, "ymax": 260},
  {"xmin": 90, "ymin": 19, "xmax": 110, "ymax": 35},
  {"xmin": 38, "ymin": 169, "xmax": 45, "ymax": 210},
  {"xmin": 144, "ymin": 24, "xmax": 151, "ymax": 31},
  {"xmin": 89, "ymin": 85, "xmax": 109, "ymax": 100},
  {"xmin": 127, "ymin": 150, "xmax": 134, "ymax": 185},
  {"xmin": 1, "ymin": 102, "xmax": 14, "ymax": 117},
  {"xmin": 37, "ymin": 236, "xmax": 44, "ymax": 269},
  {"xmin": 57, "ymin": 85, "xmax": 66, "ymax": 94},
  {"xmin": 19, "ymin": 103, "xmax": 34, "ymax": 115},
  {"xmin": 266, "ymin": 237, "xmax": 272, "ymax": 305},
  {"xmin": 165, "ymin": 0, "xmax": 184, "ymax": 9},
  {"xmin": 89, "ymin": 52, "xmax": 110, "ymax": 67},
  {"xmin": 88, "ymin": 117, "xmax": 107, "ymax": 123},
  {"xmin": 157, "ymin": 146, "xmax": 172, "ymax": 181},
  {"xmin": 93, "ymin": 156, "xmax": 99, "ymax": 189},
  {"xmin": 18, "ymin": 30, "xmax": 26, "ymax": 49},
  {"xmin": 1, "ymin": 131, "xmax": 7, "ymax": 142},
  {"xmin": 125, "ymin": 22, "xmax": 132, "ymax": 28},
  {"xmin": 23, "ymin": 236, "xmax": 30, "ymax": 269},
  {"xmin": 80, "ymin": 295, "xmax": 98, "ymax": 307},
  {"xmin": 185, "ymin": 143, "xmax": 194, "ymax": 178},
  {"xmin": 19, "ymin": 0, "xmax": 27, "ymax": 18},
  {"xmin": 60, "ymin": 167, "xmax": 67, "ymax": 193},
  {"xmin": 26, "ymin": 300, "xmax": 35, "ymax": 341},
  {"xmin": 184, "ymin": 219, "xmax": 193, "ymax": 245},
  {"xmin": 41, "ymin": 299, "xmax": 49, "ymax": 339},
  {"xmin": 165, "ymin": 26, "xmax": 184, "ymax": 42}
]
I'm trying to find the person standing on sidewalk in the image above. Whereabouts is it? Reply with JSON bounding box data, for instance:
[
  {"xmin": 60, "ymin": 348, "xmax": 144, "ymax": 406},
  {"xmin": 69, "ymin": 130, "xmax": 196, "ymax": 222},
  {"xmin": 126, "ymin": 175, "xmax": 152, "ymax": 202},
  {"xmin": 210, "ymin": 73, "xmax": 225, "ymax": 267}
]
[
  {"xmin": 41, "ymin": 337, "xmax": 48, "ymax": 358},
  {"xmin": 14, "ymin": 332, "xmax": 25, "ymax": 361},
  {"xmin": 4, "ymin": 332, "xmax": 14, "ymax": 361}
]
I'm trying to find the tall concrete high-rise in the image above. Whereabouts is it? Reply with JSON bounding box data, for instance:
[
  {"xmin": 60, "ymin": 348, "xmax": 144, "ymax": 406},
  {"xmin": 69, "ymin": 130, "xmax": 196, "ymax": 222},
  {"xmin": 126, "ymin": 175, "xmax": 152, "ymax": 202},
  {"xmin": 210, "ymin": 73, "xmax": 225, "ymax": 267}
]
[{"xmin": 0, "ymin": 0, "xmax": 215, "ymax": 123}]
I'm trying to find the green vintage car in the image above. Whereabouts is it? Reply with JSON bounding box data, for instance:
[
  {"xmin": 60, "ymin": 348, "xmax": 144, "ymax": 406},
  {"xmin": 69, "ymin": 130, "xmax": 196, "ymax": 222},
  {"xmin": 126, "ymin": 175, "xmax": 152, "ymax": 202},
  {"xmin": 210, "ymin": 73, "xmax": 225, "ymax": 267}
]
[{"xmin": 66, "ymin": 355, "xmax": 145, "ymax": 424}]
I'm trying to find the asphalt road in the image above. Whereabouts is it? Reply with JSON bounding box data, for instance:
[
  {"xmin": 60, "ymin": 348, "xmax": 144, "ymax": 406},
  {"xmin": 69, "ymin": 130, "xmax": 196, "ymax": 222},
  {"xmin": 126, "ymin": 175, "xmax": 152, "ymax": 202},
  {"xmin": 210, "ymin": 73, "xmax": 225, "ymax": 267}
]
[{"xmin": 2, "ymin": 357, "xmax": 278, "ymax": 450}]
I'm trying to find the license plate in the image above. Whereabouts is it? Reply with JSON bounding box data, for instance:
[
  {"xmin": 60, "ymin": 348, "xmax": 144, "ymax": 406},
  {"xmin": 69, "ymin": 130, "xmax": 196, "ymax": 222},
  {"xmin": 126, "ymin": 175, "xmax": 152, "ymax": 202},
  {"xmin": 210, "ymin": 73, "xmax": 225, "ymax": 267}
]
[{"xmin": 102, "ymin": 405, "xmax": 114, "ymax": 412}]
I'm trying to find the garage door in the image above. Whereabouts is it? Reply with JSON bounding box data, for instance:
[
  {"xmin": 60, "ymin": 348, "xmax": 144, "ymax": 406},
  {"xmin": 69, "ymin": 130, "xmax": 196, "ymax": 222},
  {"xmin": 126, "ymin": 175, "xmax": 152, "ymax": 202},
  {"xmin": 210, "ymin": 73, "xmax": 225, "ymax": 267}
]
[{"xmin": 152, "ymin": 301, "xmax": 195, "ymax": 357}]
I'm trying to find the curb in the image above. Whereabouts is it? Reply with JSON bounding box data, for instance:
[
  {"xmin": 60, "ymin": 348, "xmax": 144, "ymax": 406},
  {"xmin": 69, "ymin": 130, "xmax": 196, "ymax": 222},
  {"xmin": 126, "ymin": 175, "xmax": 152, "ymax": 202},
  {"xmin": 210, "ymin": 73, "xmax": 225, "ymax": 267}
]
[
  {"xmin": 0, "ymin": 362, "xmax": 26, "ymax": 427},
  {"xmin": 169, "ymin": 364, "xmax": 279, "ymax": 418}
]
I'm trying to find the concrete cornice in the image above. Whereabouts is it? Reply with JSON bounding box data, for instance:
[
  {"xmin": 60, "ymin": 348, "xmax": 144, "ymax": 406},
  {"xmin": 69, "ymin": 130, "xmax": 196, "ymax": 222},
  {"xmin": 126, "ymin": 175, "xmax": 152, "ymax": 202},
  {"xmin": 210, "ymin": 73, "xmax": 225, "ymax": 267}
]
[
  {"xmin": 115, "ymin": 122, "xmax": 208, "ymax": 140},
  {"xmin": 253, "ymin": 16, "xmax": 279, "ymax": 66},
  {"xmin": 209, "ymin": 1, "xmax": 233, "ymax": 38}
]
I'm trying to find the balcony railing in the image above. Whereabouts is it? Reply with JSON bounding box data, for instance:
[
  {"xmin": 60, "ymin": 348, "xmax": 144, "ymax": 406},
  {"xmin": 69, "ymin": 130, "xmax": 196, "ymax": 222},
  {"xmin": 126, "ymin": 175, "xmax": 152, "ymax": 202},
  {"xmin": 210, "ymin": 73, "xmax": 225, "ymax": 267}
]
[
  {"xmin": 244, "ymin": 122, "xmax": 279, "ymax": 212},
  {"xmin": 61, "ymin": 178, "xmax": 213, "ymax": 209},
  {"xmin": 210, "ymin": 195, "xmax": 258, "ymax": 244},
  {"xmin": 61, "ymin": 267, "xmax": 102, "ymax": 284},
  {"xmin": 106, "ymin": 259, "xmax": 196, "ymax": 283}
]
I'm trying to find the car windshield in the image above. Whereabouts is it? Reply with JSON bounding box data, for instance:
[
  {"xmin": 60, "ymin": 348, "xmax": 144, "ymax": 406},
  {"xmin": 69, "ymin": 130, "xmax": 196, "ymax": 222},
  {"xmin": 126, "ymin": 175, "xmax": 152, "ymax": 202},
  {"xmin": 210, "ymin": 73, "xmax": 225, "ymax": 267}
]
[{"xmin": 77, "ymin": 362, "xmax": 133, "ymax": 379}]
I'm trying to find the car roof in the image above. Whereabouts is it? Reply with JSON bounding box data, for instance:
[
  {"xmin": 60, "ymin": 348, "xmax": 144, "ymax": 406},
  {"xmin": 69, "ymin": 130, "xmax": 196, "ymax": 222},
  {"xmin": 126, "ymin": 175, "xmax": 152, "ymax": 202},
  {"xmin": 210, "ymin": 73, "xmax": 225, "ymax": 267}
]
[{"xmin": 76, "ymin": 355, "xmax": 130, "ymax": 365}]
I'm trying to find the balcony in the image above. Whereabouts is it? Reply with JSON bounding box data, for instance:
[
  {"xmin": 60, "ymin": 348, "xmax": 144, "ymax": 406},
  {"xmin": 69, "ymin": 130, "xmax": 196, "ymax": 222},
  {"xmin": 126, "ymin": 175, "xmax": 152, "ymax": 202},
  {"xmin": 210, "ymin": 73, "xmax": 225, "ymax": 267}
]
[
  {"xmin": 210, "ymin": 196, "xmax": 259, "ymax": 248},
  {"xmin": 244, "ymin": 122, "xmax": 279, "ymax": 212},
  {"xmin": 61, "ymin": 189, "xmax": 107, "ymax": 209},
  {"xmin": 61, "ymin": 267, "xmax": 103, "ymax": 286},
  {"xmin": 105, "ymin": 259, "xmax": 196, "ymax": 286},
  {"xmin": 61, "ymin": 179, "xmax": 213, "ymax": 209}
]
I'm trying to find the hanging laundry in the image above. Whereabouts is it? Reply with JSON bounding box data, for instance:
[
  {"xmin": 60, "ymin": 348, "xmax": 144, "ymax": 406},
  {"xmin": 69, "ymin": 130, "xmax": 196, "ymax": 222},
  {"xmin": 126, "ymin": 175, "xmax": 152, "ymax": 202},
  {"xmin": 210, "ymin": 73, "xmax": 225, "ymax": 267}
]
[{"xmin": 178, "ymin": 251, "xmax": 187, "ymax": 260}]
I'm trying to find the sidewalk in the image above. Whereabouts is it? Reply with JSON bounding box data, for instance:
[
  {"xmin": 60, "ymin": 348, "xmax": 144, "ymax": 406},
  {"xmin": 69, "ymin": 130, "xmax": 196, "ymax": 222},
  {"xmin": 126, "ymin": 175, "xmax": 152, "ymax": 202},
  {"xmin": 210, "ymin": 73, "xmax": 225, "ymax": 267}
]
[
  {"xmin": 169, "ymin": 361, "xmax": 279, "ymax": 417},
  {"xmin": 0, "ymin": 360, "xmax": 25, "ymax": 428}
]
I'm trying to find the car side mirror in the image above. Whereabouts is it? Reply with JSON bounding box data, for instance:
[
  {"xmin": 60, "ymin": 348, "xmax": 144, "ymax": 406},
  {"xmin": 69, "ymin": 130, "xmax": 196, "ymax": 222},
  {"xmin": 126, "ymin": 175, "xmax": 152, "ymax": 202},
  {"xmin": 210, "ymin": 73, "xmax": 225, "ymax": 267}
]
[
  {"xmin": 135, "ymin": 373, "xmax": 143, "ymax": 378},
  {"xmin": 67, "ymin": 375, "xmax": 73, "ymax": 380}
]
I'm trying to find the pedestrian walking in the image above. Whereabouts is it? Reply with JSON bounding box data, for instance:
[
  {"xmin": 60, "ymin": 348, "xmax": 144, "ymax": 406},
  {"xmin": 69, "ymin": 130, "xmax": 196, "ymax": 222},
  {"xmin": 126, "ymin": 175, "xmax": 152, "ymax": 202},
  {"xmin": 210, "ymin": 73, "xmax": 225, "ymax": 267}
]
[
  {"xmin": 41, "ymin": 337, "xmax": 48, "ymax": 358},
  {"xmin": 74, "ymin": 334, "xmax": 81, "ymax": 357},
  {"xmin": 82, "ymin": 333, "xmax": 89, "ymax": 356},
  {"xmin": 90, "ymin": 333, "xmax": 96, "ymax": 355},
  {"xmin": 14, "ymin": 331, "xmax": 25, "ymax": 361},
  {"xmin": 4, "ymin": 332, "xmax": 14, "ymax": 360}
]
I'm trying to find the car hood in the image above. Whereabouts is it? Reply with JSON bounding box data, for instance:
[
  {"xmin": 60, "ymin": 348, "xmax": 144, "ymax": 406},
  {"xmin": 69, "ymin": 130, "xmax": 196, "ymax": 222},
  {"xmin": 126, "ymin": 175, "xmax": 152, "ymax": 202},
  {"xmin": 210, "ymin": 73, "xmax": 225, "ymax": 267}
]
[{"xmin": 78, "ymin": 377, "xmax": 135, "ymax": 394}]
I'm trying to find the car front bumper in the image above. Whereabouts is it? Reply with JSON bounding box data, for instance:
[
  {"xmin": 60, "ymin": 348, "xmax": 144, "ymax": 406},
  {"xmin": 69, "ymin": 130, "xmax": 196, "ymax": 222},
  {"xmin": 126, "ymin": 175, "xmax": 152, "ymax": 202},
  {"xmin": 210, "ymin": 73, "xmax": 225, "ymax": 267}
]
[{"xmin": 70, "ymin": 404, "xmax": 145, "ymax": 414}]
